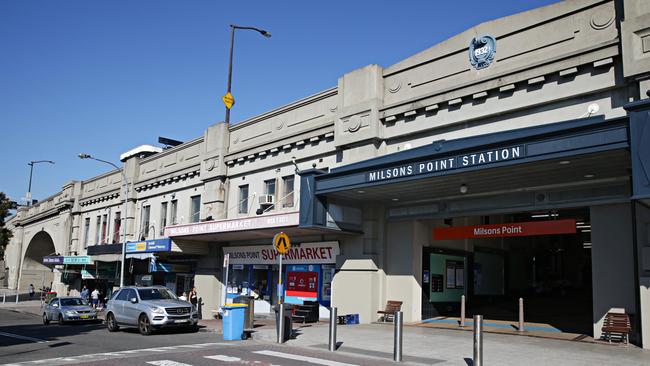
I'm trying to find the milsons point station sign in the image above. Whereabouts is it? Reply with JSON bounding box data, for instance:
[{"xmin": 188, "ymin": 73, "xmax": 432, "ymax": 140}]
[{"xmin": 367, "ymin": 146, "xmax": 523, "ymax": 183}]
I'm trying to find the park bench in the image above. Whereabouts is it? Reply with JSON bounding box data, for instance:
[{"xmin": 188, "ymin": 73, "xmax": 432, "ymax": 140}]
[
  {"xmin": 602, "ymin": 312, "xmax": 631, "ymax": 344},
  {"xmin": 377, "ymin": 300, "xmax": 403, "ymax": 322}
]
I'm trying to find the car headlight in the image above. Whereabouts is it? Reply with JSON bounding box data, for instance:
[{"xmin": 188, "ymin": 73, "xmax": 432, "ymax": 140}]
[
  {"xmin": 150, "ymin": 307, "xmax": 165, "ymax": 314},
  {"xmin": 65, "ymin": 310, "xmax": 77, "ymax": 316}
]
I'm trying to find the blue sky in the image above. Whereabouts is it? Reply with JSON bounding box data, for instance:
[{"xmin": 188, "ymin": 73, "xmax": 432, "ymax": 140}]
[{"xmin": 0, "ymin": 0, "xmax": 559, "ymax": 204}]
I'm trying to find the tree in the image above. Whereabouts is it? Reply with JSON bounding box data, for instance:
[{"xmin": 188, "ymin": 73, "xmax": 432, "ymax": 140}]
[{"xmin": 0, "ymin": 192, "xmax": 14, "ymax": 260}]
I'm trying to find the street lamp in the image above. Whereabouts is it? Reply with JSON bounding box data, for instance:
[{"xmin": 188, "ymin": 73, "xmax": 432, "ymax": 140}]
[
  {"xmin": 26, "ymin": 160, "xmax": 55, "ymax": 206},
  {"xmin": 78, "ymin": 153, "xmax": 129, "ymax": 287},
  {"xmin": 224, "ymin": 24, "xmax": 272, "ymax": 125}
]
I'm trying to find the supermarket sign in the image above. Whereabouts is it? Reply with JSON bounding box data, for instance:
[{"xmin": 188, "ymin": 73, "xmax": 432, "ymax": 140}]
[{"xmin": 222, "ymin": 241, "xmax": 339, "ymax": 265}]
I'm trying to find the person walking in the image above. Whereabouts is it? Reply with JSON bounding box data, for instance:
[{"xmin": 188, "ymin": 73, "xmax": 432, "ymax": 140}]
[
  {"xmin": 80, "ymin": 285, "xmax": 89, "ymax": 303},
  {"xmin": 28, "ymin": 284, "xmax": 35, "ymax": 300},
  {"xmin": 188, "ymin": 287, "xmax": 201, "ymax": 319},
  {"xmin": 91, "ymin": 288, "xmax": 100, "ymax": 309}
]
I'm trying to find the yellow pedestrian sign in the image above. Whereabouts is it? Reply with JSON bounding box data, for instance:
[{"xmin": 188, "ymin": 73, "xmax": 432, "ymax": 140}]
[
  {"xmin": 273, "ymin": 232, "xmax": 291, "ymax": 254},
  {"xmin": 222, "ymin": 92, "xmax": 235, "ymax": 109}
]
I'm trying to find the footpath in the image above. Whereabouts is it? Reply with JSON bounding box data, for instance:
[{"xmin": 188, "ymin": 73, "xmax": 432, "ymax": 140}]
[{"xmin": 3, "ymin": 301, "xmax": 649, "ymax": 365}]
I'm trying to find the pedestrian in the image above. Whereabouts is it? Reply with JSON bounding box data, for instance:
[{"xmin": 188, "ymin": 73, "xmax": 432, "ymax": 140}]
[
  {"xmin": 80, "ymin": 285, "xmax": 89, "ymax": 303},
  {"xmin": 188, "ymin": 287, "xmax": 201, "ymax": 319},
  {"xmin": 28, "ymin": 284, "xmax": 35, "ymax": 299},
  {"xmin": 91, "ymin": 288, "xmax": 100, "ymax": 309}
]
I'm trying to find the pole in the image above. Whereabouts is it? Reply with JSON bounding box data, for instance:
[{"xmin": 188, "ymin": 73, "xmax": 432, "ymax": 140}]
[
  {"xmin": 119, "ymin": 170, "xmax": 128, "ymax": 288},
  {"xmin": 473, "ymin": 315, "xmax": 483, "ymax": 366},
  {"xmin": 460, "ymin": 295, "xmax": 466, "ymax": 327},
  {"xmin": 27, "ymin": 162, "xmax": 34, "ymax": 206},
  {"xmin": 3, "ymin": 292, "xmax": 5, "ymax": 304},
  {"xmin": 393, "ymin": 311, "xmax": 403, "ymax": 362},
  {"xmin": 277, "ymin": 253, "xmax": 283, "ymax": 304},
  {"xmin": 225, "ymin": 25, "xmax": 235, "ymax": 125},
  {"xmin": 519, "ymin": 297, "xmax": 525, "ymax": 332},
  {"xmin": 277, "ymin": 303, "xmax": 285, "ymax": 343},
  {"xmin": 329, "ymin": 307, "xmax": 338, "ymax": 352}
]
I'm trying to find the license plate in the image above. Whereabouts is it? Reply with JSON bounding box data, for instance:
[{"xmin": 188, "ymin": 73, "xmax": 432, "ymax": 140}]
[
  {"xmin": 174, "ymin": 319, "xmax": 189, "ymax": 323},
  {"xmin": 80, "ymin": 315, "xmax": 89, "ymax": 319}
]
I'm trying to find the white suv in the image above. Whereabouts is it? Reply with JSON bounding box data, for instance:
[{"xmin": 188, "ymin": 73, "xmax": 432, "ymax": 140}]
[{"xmin": 105, "ymin": 286, "xmax": 198, "ymax": 335}]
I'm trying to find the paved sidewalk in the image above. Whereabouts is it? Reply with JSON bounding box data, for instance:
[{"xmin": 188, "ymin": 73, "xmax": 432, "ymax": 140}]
[{"xmin": 252, "ymin": 322, "xmax": 650, "ymax": 366}]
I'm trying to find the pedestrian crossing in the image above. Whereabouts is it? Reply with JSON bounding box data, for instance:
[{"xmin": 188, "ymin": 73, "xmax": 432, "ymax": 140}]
[{"xmin": 146, "ymin": 351, "xmax": 359, "ymax": 366}]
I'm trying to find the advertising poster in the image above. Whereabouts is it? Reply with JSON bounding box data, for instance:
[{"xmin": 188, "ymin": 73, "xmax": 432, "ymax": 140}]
[{"xmin": 286, "ymin": 271, "xmax": 318, "ymax": 297}]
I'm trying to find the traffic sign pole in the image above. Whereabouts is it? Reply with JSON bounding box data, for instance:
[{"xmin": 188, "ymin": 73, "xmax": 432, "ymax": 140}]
[{"xmin": 278, "ymin": 253, "xmax": 283, "ymax": 304}]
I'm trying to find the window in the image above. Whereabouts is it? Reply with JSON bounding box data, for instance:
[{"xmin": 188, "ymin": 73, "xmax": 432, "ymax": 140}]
[
  {"xmin": 282, "ymin": 175, "xmax": 295, "ymax": 208},
  {"xmin": 115, "ymin": 290, "xmax": 128, "ymax": 301},
  {"xmin": 170, "ymin": 200, "xmax": 178, "ymax": 225},
  {"xmin": 100, "ymin": 214, "xmax": 108, "ymax": 244},
  {"xmin": 264, "ymin": 179, "xmax": 276, "ymax": 211},
  {"xmin": 83, "ymin": 218, "xmax": 90, "ymax": 248},
  {"xmin": 138, "ymin": 288, "xmax": 176, "ymax": 300},
  {"xmin": 239, "ymin": 185, "xmax": 249, "ymax": 214},
  {"xmin": 113, "ymin": 212, "xmax": 121, "ymax": 244},
  {"xmin": 190, "ymin": 195, "xmax": 201, "ymax": 223},
  {"xmin": 95, "ymin": 216, "xmax": 101, "ymax": 245},
  {"xmin": 141, "ymin": 205, "xmax": 150, "ymax": 239},
  {"xmin": 160, "ymin": 202, "xmax": 168, "ymax": 236}
]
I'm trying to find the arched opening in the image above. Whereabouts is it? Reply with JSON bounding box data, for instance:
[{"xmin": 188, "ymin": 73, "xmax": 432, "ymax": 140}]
[{"xmin": 20, "ymin": 231, "xmax": 56, "ymax": 293}]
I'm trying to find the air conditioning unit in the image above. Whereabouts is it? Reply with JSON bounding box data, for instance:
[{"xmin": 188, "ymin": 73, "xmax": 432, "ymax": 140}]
[{"xmin": 258, "ymin": 195, "xmax": 275, "ymax": 206}]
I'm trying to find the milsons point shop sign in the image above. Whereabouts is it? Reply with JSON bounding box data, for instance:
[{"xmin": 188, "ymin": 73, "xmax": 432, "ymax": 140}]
[{"xmin": 367, "ymin": 146, "xmax": 523, "ymax": 182}]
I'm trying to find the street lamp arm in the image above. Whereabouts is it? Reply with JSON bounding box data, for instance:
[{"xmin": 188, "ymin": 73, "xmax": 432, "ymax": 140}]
[{"xmin": 230, "ymin": 24, "xmax": 271, "ymax": 37}]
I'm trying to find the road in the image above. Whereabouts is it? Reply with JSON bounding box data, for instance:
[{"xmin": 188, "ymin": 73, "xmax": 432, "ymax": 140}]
[{"xmin": 0, "ymin": 309, "xmax": 400, "ymax": 366}]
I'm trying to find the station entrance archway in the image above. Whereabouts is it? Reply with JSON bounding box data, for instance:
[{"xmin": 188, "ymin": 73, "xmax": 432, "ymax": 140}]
[{"xmin": 20, "ymin": 231, "xmax": 56, "ymax": 292}]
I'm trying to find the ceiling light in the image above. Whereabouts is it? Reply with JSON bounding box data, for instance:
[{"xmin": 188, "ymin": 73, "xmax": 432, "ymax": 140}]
[
  {"xmin": 391, "ymin": 198, "xmax": 399, "ymax": 202},
  {"xmin": 584, "ymin": 174, "xmax": 595, "ymax": 178},
  {"xmin": 559, "ymin": 160, "xmax": 571, "ymax": 165},
  {"xmin": 576, "ymin": 225, "xmax": 591, "ymax": 229},
  {"xmin": 357, "ymin": 190, "xmax": 365, "ymax": 194},
  {"xmin": 459, "ymin": 184, "xmax": 468, "ymax": 194}
]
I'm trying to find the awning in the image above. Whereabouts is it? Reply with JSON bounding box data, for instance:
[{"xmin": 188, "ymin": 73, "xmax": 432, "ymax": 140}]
[
  {"xmin": 126, "ymin": 253, "xmax": 155, "ymax": 260},
  {"xmin": 91, "ymin": 253, "xmax": 122, "ymax": 262}
]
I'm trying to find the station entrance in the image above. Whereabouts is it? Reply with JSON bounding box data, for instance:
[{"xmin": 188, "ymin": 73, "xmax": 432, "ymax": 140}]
[{"xmin": 422, "ymin": 208, "xmax": 593, "ymax": 335}]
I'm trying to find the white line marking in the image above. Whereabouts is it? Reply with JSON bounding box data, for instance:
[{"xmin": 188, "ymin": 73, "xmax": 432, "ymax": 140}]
[
  {"xmin": 253, "ymin": 350, "xmax": 358, "ymax": 366},
  {"xmin": 147, "ymin": 361, "xmax": 193, "ymax": 366},
  {"xmin": 204, "ymin": 355, "xmax": 241, "ymax": 362},
  {"xmin": 0, "ymin": 331, "xmax": 48, "ymax": 344}
]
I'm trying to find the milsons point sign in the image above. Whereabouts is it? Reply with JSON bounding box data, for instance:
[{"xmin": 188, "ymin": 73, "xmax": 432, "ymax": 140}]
[{"xmin": 367, "ymin": 146, "xmax": 523, "ymax": 183}]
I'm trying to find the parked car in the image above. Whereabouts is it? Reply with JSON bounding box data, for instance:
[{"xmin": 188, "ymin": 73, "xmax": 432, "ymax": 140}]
[
  {"xmin": 105, "ymin": 286, "xmax": 198, "ymax": 335},
  {"xmin": 43, "ymin": 296, "xmax": 98, "ymax": 325}
]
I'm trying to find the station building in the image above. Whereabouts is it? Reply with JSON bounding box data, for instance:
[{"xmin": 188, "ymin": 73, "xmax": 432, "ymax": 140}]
[{"xmin": 6, "ymin": 0, "xmax": 650, "ymax": 348}]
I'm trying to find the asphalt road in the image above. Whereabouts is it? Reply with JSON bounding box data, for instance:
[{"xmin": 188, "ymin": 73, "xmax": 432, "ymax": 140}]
[{"xmin": 0, "ymin": 309, "xmax": 402, "ymax": 366}]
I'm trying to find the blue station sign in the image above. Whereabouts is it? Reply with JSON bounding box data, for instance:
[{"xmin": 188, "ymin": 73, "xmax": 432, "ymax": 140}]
[
  {"xmin": 43, "ymin": 256, "xmax": 93, "ymax": 265},
  {"xmin": 43, "ymin": 256, "xmax": 64, "ymax": 265},
  {"xmin": 126, "ymin": 238, "xmax": 172, "ymax": 253}
]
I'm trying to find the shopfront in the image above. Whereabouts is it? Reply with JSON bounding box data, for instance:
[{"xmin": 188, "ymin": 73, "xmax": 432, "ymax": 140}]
[
  {"xmin": 42, "ymin": 255, "xmax": 98, "ymax": 294},
  {"xmin": 298, "ymin": 106, "xmax": 650, "ymax": 343},
  {"xmin": 222, "ymin": 241, "xmax": 339, "ymax": 315},
  {"xmin": 125, "ymin": 238, "xmax": 196, "ymax": 296}
]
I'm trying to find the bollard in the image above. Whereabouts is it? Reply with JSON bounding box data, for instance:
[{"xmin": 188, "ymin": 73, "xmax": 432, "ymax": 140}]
[
  {"xmin": 329, "ymin": 307, "xmax": 337, "ymax": 352},
  {"xmin": 15, "ymin": 290, "xmax": 19, "ymax": 304},
  {"xmin": 2, "ymin": 292, "xmax": 5, "ymax": 304},
  {"xmin": 277, "ymin": 303, "xmax": 285, "ymax": 344},
  {"xmin": 393, "ymin": 311, "xmax": 403, "ymax": 362},
  {"xmin": 518, "ymin": 298, "xmax": 525, "ymax": 332},
  {"xmin": 460, "ymin": 295, "xmax": 466, "ymax": 327},
  {"xmin": 473, "ymin": 315, "xmax": 483, "ymax": 366}
]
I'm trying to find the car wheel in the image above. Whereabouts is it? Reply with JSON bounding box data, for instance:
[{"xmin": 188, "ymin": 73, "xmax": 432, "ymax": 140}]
[
  {"xmin": 57, "ymin": 314, "xmax": 65, "ymax": 325},
  {"xmin": 42, "ymin": 313, "xmax": 50, "ymax": 325},
  {"xmin": 106, "ymin": 313, "xmax": 119, "ymax": 332},
  {"xmin": 138, "ymin": 314, "xmax": 152, "ymax": 336}
]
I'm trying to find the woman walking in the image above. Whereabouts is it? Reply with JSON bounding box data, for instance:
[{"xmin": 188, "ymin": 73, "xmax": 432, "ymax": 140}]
[{"xmin": 188, "ymin": 287, "xmax": 200, "ymax": 319}]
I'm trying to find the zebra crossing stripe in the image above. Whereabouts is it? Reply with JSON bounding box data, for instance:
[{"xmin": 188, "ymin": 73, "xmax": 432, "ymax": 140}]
[
  {"xmin": 147, "ymin": 361, "xmax": 193, "ymax": 366},
  {"xmin": 203, "ymin": 355, "xmax": 241, "ymax": 362},
  {"xmin": 253, "ymin": 350, "xmax": 359, "ymax": 366}
]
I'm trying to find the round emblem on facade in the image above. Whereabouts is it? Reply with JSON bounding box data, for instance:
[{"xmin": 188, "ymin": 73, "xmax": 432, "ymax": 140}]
[
  {"xmin": 348, "ymin": 115, "xmax": 362, "ymax": 132},
  {"xmin": 469, "ymin": 35, "xmax": 496, "ymax": 70},
  {"xmin": 206, "ymin": 159, "xmax": 215, "ymax": 171},
  {"xmin": 274, "ymin": 119, "xmax": 285, "ymax": 130},
  {"xmin": 388, "ymin": 80, "xmax": 402, "ymax": 94},
  {"xmin": 590, "ymin": 8, "xmax": 614, "ymax": 30}
]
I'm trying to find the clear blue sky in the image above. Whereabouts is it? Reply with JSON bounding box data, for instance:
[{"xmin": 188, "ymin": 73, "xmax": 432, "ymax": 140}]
[{"xmin": 0, "ymin": 0, "xmax": 559, "ymax": 204}]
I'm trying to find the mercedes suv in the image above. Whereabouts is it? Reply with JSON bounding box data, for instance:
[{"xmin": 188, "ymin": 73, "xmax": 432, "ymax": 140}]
[{"xmin": 105, "ymin": 286, "xmax": 198, "ymax": 335}]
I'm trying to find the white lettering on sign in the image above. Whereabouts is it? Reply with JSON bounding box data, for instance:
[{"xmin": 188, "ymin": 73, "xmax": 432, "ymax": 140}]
[
  {"xmin": 474, "ymin": 45, "xmax": 490, "ymax": 57},
  {"xmin": 367, "ymin": 146, "xmax": 522, "ymax": 182},
  {"xmin": 163, "ymin": 212, "xmax": 299, "ymax": 237},
  {"xmin": 473, "ymin": 225, "xmax": 524, "ymax": 236},
  {"xmin": 222, "ymin": 242, "xmax": 340, "ymax": 265}
]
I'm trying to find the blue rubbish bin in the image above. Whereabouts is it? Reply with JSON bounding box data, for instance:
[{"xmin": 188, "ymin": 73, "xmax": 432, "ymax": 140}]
[{"xmin": 222, "ymin": 304, "xmax": 248, "ymax": 341}]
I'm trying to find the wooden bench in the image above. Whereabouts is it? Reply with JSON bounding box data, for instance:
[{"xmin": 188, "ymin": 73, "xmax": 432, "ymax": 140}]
[
  {"xmin": 602, "ymin": 312, "xmax": 631, "ymax": 344},
  {"xmin": 377, "ymin": 300, "xmax": 403, "ymax": 322}
]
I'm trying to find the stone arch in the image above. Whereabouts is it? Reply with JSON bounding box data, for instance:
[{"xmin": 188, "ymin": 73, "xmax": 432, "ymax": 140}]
[{"xmin": 20, "ymin": 231, "xmax": 56, "ymax": 292}]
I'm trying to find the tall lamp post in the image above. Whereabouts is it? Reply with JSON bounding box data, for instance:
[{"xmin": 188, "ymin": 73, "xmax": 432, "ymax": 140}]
[
  {"xmin": 223, "ymin": 24, "xmax": 271, "ymax": 125},
  {"xmin": 78, "ymin": 153, "xmax": 129, "ymax": 287},
  {"xmin": 26, "ymin": 160, "xmax": 55, "ymax": 206}
]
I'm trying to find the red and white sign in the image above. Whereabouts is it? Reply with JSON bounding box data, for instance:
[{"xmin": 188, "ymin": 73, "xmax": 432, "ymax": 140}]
[
  {"xmin": 222, "ymin": 241, "xmax": 340, "ymax": 265},
  {"xmin": 433, "ymin": 219, "xmax": 576, "ymax": 240},
  {"xmin": 164, "ymin": 211, "xmax": 299, "ymax": 237},
  {"xmin": 286, "ymin": 271, "xmax": 318, "ymax": 298}
]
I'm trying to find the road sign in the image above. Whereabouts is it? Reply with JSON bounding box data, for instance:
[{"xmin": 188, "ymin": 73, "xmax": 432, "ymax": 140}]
[
  {"xmin": 273, "ymin": 232, "xmax": 291, "ymax": 254},
  {"xmin": 222, "ymin": 92, "xmax": 235, "ymax": 109},
  {"xmin": 223, "ymin": 253, "xmax": 230, "ymax": 268}
]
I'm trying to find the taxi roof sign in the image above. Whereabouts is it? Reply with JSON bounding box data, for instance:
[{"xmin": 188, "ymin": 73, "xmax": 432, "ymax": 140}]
[
  {"xmin": 273, "ymin": 232, "xmax": 291, "ymax": 254},
  {"xmin": 222, "ymin": 92, "xmax": 235, "ymax": 109}
]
